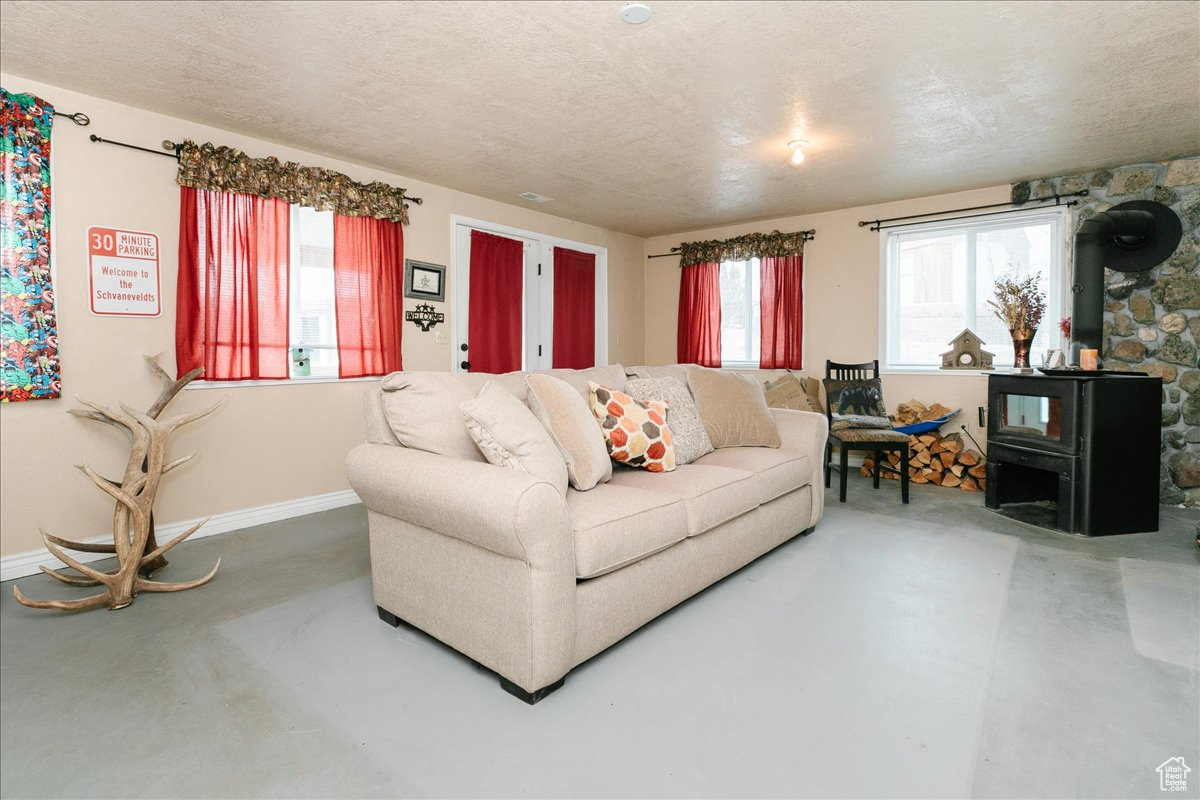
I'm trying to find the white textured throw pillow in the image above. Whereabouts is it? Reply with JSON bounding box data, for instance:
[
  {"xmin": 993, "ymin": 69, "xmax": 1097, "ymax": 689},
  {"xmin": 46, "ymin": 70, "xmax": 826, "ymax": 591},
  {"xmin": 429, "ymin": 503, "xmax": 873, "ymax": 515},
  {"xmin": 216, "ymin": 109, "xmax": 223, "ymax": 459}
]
[
  {"xmin": 625, "ymin": 377, "xmax": 714, "ymax": 465},
  {"xmin": 461, "ymin": 382, "xmax": 569, "ymax": 495}
]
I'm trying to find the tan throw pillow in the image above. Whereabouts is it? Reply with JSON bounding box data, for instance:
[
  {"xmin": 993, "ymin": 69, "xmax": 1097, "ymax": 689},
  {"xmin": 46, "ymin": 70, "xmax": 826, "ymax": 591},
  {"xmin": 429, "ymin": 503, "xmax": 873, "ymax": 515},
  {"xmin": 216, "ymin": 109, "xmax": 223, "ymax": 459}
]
[
  {"xmin": 461, "ymin": 382, "xmax": 568, "ymax": 495},
  {"xmin": 686, "ymin": 366, "xmax": 781, "ymax": 449},
  {"xmin": 525, "ymin": 374, "xmax": 612, "ymax": 491},
  {"xmin": 764, "ymin": 373, "xmax": 819, "ymax": 413},
  {"xmin": 626, "ymin": 376, "xmax": 713, "ymax": 465},
  {"xmin": 380, "ymin": 372, "xmax": 489, "ymax": 461},
  {"xmin": 589, "ymin": 382, "xmax": 676, "ymax": 472}
]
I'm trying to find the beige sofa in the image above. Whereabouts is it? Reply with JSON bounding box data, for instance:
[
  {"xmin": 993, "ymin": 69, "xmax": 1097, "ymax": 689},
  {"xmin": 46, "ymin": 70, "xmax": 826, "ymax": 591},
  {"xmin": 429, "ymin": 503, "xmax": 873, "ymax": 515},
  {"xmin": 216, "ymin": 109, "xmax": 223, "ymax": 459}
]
[{"xmin": 345, "ymin": 365, "xmax": 829, "ymax": 703}]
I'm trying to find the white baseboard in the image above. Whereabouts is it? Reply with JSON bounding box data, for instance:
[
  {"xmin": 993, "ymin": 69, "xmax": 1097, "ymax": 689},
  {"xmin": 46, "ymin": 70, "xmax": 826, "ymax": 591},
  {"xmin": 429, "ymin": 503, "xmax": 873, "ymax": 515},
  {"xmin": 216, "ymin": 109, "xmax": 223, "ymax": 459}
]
[{"xmin": 0, "ymin": 489, "xmax": 360, "ymax": 582}]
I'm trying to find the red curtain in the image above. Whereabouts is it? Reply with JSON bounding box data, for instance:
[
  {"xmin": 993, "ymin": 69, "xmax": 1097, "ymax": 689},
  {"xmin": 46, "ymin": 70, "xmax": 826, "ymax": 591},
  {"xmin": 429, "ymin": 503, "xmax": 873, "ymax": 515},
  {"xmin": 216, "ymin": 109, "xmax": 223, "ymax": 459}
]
[
  {"xmin": 332, "ymin": 214, "xmax": 404, "ymax": 378},
  {"xmin": 759, "ymin": 254, "xmax": 804, "ymax": 369},
  {"xmin": 467, "ymin": 230, "xmax": 524, "ymax": 373},
  {"xmin": 176, "ymin": 187, "xmax": 291, "ymax": 380},
  {"xmin": 677, "ymin": 261, "xmax": 722, "ymax": 367},
  {"xmin": 552, "ymin": 246, "xmax": 595, "ymax": 369}
]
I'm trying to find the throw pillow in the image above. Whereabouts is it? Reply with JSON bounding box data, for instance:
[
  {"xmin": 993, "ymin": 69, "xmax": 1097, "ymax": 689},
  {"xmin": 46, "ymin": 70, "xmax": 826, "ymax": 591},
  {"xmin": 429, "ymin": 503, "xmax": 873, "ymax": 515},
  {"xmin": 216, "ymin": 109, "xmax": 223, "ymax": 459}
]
[
  {"xmin": 625, "ymin": 376, "xmax": 713, "ymax": 465},
  {"xmin": 685, "ymin": 366, "xmax": 781, "ymax": 449},
  {"xmin": 380, "ymin": 372, "xmax": 490, "ymax": 461},
  {"xmin": 525, "ymin": 373, "xmax": 612, "ymax": 491},
  {"xmin": 589, "ymin": 382, "xmax": 676, "ymax": 472},
  {"xmin": 823, "ymin": 377, "xmax": 891, "ymax": 430},
  {"xmin": 461, "ymin": 382, "xmax": 568, "ymax": 495},
  {"xmin": 763, "ymin": 373, "xmax": 820, "ymax": 413}
]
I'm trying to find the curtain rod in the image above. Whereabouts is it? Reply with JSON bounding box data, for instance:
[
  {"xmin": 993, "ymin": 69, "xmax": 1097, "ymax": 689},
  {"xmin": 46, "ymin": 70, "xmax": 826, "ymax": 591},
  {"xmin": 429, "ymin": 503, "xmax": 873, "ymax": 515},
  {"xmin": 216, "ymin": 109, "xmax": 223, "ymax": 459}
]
[
  {"xmin": 859, "ymin": 190, "xmax": 1088, "ymax": 231},
  {"xmin": 86, "ymin": 134, "xmax": 425, "ymax": 206},
  {"xmin": 647, "ymin": 229, "xmax": 815, "ymax": 259},
  {"xmin": 871, "ymin": 200, "xmax": 1081, "ymax": 231}
]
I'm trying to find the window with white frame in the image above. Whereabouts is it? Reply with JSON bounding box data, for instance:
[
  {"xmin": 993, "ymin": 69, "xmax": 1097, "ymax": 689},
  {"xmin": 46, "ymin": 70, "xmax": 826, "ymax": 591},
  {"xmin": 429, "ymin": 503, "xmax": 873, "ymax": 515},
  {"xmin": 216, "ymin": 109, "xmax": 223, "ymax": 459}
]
[
  {"xmin": 290, "ymin": 206, "xmax": 338, "ymax": 378},
  {"xmin": 720, "ymin": 258, "xmax": 761, "ymax": 367},
  {"xmin": 881, "ymin": 209, "xmax": 1068, "ymax": 370}
]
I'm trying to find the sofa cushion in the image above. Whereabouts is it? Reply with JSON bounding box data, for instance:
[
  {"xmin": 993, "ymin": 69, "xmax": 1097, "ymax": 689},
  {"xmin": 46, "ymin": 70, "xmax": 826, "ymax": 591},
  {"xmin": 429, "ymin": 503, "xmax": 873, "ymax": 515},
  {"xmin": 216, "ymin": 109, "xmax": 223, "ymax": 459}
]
[
  {"xmin": 686, "ymin": 366, "xmax": 781, "ymax": 449},
  {"xmin": 461, "ymin": 382, "xmax": 568, "ymax": 495},
  {"xmin": 533, "ymin": 364, "xmax": 627, "ymax": 400},
  {"xmin": 567, "ymin": 484, "xmax": 688, "ymax": 579},
  {"xmin": 526, "ymin": 373, "xmax": 612, "ymax": 491},
  {"xmin": 626, "ymin": 376, "xmax": 713, "ymax": 465},
  {"xmin": 380, "ymin": 372, "xmax": 489, "ymax": 461},
  {"xmin": 608, "ymin": 463, "xmax": 759, "ymax": 536},
  {"xmin": 692, "ymin": 447, "xmax": 813, "ymax": 504},
  {"xmin": 625, "ymin": 364, "xmax": 690, "ymax": 385}
]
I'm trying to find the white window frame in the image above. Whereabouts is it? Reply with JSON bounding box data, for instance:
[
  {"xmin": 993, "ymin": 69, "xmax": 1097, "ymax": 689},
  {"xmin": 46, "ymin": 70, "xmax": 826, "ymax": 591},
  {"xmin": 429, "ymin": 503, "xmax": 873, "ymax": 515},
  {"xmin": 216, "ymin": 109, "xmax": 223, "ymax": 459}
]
[
  {"xmin": 878, "ymin": 206, "xmax": 1071, "ymax": 376},
  {"xmin": 188, "ymin": 205, "xmax": 382, "ymax": 390},
  {"xmin": 719, "ymin": 257, "xmax": 762, "ymax": 370},
  {"xmin": 449, "ymin": 215, "xmax": 608, "ymax": 374}
]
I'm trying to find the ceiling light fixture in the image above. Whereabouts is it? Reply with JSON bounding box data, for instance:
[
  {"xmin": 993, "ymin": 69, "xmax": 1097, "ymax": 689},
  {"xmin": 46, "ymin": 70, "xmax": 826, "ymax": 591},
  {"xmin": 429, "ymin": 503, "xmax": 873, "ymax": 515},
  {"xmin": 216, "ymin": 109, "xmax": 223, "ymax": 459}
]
[
  {"xmin": 788, "ymin": 140, "xmax": 808, "ymax": 166},
  {"xmin": 619, "ymin": 3, "xmax": 652, "ymax": 24}
]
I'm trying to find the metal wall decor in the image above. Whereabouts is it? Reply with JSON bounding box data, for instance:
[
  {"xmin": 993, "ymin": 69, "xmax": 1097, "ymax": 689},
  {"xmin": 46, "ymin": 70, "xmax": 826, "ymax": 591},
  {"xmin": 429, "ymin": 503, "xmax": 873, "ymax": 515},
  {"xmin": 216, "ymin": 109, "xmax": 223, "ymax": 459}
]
[{"xmin": 406, "ymin": 302, "xmax": 444, "ymax": 331}]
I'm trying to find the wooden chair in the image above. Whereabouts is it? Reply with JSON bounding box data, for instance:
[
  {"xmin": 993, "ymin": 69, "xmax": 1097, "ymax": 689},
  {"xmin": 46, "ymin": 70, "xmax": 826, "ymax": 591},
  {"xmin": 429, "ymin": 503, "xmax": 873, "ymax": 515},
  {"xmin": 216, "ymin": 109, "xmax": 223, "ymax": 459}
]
[{"xmin": 824, "ymin": 359, "xmax": 910, "ymax": 504}]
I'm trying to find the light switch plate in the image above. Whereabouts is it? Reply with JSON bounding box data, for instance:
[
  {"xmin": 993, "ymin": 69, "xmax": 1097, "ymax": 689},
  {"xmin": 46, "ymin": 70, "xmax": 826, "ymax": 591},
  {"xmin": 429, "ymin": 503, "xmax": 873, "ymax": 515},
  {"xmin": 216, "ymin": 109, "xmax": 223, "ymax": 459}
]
[{"xmin": 435, "ymin": 330, "xmax": 447, "ymax": 344}]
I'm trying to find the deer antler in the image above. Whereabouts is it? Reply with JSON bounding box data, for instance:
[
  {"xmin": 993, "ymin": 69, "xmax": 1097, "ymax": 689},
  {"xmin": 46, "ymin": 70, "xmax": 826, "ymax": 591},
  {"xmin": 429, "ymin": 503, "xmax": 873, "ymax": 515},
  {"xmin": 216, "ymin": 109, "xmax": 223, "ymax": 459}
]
[
  {"xmin": 12, "ymin": 586, "xmax": 112, "ymax": 611},
  {"xmin": 135, "ymin": 559, "xmax": 220, "ymax": 593},
  {"xmin": 18, "ymin": 356, "xmax": 222, "ymax": 611}
]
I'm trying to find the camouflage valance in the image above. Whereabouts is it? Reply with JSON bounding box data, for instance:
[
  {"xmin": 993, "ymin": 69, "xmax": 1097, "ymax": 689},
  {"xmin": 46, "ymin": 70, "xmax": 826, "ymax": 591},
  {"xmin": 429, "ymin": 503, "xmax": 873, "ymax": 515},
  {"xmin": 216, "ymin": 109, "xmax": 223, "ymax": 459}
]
[
  {"xmin": 176, "ymin": 140, "xmax": 410, "ymax": 225},
  {"xmin": 677, "ymin": 229, "xmax": 809, "ymax": 267}
]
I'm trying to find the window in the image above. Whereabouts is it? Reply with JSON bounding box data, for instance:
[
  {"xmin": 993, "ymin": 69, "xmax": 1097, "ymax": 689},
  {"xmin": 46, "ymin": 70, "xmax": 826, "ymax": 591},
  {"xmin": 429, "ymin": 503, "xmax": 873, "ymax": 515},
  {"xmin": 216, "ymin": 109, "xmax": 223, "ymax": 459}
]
[
  {"xmin": 290, "ymin": 206, "xmax": 338, "ymax": 378},
  {"xmin": 881, "ymin": 209, "xmax": 1068, "ymax": 370},
  {"xmin": 719, "ymin": 258, "xmax": 761, "ymax": 367}
]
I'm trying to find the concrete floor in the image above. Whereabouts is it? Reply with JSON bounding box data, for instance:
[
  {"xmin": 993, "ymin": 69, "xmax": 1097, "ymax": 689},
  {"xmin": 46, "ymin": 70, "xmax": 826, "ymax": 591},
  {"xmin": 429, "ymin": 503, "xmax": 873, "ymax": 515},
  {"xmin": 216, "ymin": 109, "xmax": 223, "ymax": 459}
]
[{"xmin": 1, "ymin": 478, "xmax": 1197, "ymax": 799}]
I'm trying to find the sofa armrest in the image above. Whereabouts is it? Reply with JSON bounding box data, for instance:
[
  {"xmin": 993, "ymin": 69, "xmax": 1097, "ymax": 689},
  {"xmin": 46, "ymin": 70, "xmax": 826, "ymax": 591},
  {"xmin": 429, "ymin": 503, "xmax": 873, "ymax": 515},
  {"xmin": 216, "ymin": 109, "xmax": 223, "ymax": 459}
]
[
  {"xmin": 346, "ymin": 443, "xmax": 570, "ymax": 563},
  {"xmin": 771, "ymin": 408, "xmax": 829, "ymax": 522}
]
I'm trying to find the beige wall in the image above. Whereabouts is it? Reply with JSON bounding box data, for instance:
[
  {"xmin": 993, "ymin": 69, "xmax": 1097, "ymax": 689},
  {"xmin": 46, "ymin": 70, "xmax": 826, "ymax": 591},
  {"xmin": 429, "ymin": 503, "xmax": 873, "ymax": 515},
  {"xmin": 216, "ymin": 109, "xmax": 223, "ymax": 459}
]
[
  {"xmin": 644, "ymin": 185, "xmax": 1019, "ymax": 450},
  {"xmin": 0, "ymin": 74, "xmax": 646, "ymax": 558}
]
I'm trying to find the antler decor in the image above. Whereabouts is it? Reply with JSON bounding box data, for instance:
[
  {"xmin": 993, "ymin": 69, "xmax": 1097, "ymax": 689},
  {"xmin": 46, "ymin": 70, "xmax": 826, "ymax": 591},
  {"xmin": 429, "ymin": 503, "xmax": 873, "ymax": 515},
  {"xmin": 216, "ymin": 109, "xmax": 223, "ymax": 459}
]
[{"xmin": 13, "ymin": 355, "xmax": 225, "ymax": 611}]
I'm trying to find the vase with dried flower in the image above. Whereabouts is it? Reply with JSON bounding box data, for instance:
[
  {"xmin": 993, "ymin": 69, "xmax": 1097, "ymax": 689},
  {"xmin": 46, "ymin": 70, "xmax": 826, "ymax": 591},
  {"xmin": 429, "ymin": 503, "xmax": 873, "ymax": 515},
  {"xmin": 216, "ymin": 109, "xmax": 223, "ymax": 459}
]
[{"xmin": 988, "ymin": 272, "xmax": 1046, "ymax": 372}]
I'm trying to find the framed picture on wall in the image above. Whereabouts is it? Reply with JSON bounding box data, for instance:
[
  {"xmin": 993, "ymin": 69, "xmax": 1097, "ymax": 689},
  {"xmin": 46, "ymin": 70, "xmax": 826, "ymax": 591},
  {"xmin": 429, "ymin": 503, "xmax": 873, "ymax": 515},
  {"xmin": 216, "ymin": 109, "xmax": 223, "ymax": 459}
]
[{"xmin": 404, "ymin": 260, "xmax": 446, "ymax": 303}]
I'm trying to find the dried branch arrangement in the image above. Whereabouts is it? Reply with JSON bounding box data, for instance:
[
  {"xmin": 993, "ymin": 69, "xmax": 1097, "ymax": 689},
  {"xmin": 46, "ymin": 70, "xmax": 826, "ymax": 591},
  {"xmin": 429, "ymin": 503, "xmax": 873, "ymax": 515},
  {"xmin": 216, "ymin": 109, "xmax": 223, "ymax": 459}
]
[
  {"xmin": 13, "ymin": 355, "xmax": 224, "ymax": 611},
  {"xmin": 988, "ymin": 271, "xmax": 1047, "ymax": 331}
]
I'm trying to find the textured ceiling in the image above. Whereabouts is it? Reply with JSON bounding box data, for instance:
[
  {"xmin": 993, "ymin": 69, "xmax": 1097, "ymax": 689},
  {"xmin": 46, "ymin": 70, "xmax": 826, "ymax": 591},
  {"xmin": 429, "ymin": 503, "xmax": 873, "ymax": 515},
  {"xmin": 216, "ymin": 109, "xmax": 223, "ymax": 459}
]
[{"xmin": 1, "ymin": 0, "xmax": 1197, "ymax": 236}]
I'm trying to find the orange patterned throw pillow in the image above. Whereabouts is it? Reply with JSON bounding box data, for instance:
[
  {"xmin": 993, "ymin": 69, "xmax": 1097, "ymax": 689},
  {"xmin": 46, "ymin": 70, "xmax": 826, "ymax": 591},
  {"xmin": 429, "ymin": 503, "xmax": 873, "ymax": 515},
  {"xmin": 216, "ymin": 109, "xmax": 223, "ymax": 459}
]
[{"xmin": 588, "ymin": 382, "xmax": 676, "ymax": 472}]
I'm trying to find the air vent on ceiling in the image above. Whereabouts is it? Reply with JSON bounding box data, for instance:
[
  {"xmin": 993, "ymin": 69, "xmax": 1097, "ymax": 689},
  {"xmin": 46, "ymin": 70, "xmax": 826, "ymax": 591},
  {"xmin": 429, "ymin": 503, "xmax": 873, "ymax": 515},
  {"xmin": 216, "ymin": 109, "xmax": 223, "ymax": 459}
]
[{"xmin": 518, "ymin": 192, "xmax": 553, "ymax": 203}]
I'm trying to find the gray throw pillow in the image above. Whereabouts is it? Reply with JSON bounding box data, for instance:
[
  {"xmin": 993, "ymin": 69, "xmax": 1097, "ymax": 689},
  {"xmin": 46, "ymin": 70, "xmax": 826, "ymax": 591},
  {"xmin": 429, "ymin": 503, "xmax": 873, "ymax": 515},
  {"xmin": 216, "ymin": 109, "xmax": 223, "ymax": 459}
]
[{"xmin": 626, "ymin": 377, "xmax": 714, "ymax": 465}]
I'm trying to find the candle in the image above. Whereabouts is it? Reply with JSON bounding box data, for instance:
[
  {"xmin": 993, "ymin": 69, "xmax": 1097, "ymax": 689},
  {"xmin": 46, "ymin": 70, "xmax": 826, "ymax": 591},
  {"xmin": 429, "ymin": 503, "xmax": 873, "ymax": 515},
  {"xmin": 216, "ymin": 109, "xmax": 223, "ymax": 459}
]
[{"xmin": 1080, "ymin": 349, "xmax": 1099, "ymax": 371}]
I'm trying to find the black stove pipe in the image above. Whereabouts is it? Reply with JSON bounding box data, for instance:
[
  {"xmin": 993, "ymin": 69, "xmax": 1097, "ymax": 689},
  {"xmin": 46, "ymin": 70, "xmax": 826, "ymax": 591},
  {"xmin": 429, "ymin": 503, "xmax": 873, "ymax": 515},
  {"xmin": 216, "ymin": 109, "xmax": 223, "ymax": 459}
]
[{"xmin": 1070, "ymin": 209, "xmax": 1157, "ymax": 361}]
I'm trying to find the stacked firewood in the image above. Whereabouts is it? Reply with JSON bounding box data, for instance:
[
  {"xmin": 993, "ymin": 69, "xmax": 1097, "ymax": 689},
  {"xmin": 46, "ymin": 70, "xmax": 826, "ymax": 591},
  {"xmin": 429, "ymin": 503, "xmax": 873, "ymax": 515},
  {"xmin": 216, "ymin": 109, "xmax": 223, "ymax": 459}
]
[{"xmin": 860, "ymin": 432, "xmax": 987, "ymax": 492}]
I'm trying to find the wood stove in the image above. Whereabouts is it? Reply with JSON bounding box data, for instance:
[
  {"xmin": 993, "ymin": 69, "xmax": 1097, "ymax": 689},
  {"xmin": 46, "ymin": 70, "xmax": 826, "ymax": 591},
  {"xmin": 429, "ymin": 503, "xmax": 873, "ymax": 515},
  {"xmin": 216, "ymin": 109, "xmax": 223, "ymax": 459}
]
[{"xmin": 985, "ymin": 372, "xmax": 1161, "ymax": 535}]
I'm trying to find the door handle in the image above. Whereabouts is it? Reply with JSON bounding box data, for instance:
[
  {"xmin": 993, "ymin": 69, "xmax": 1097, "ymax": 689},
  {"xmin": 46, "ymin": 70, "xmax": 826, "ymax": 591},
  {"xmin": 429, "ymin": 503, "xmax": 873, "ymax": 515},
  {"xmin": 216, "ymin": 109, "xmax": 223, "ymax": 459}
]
[
  {"xmin": 460, "ymin": 343, "xmax": 468, "ymax": 352},
  {"xmin": 460, "ymin": 361, "xmax": 471, "ymax": 370}
]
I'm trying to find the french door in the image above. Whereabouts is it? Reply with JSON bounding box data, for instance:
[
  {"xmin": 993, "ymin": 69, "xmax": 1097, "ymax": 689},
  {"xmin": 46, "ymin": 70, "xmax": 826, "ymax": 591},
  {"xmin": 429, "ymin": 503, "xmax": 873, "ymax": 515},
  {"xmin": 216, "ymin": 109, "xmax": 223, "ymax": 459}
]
[{"xmin": 451, "ymin": 217, "xmax": 607, "ymax": 374}]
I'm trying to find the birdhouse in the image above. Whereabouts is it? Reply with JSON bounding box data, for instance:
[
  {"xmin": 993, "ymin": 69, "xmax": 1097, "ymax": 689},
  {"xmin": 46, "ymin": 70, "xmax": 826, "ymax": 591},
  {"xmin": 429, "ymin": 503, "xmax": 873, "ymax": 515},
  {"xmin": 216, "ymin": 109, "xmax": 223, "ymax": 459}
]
[{"xmin": 940, "ymin": 329, "xmax": 994, "ymax": 370}]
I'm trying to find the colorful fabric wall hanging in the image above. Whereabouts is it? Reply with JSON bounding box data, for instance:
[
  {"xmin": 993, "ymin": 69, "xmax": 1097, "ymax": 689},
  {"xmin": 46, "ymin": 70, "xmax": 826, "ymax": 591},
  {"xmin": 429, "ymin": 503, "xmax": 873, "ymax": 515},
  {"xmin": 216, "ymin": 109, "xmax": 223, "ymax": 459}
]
[{"xmin": 1, "ymin": 88, "xmax": 60, "ymax": 402}]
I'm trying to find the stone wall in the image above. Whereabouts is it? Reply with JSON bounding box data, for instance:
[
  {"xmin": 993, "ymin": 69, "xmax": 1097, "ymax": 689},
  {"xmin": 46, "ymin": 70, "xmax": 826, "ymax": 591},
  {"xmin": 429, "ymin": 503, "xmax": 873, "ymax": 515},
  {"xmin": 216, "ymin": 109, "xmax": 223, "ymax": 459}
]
[{"xmin": 1012, "ymin": 156, "xmax": 1200, "ymax": 506}]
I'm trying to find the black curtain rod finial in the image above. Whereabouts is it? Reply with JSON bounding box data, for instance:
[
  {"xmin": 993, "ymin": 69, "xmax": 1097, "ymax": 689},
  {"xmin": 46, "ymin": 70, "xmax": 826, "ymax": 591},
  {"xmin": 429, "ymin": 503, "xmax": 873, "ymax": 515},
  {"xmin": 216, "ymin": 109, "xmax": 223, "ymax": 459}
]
[{"xmin": 53, "ymin": 110, "xmax": 90, "ymax": 126}]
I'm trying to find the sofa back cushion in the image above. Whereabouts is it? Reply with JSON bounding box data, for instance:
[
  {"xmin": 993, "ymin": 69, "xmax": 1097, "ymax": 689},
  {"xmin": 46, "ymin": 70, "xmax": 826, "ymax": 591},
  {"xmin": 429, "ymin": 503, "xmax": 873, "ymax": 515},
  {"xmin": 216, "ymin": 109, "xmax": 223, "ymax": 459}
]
[
  {"xmin": 625, "ymin": 376, "xmax": 713, "ymax": 465},
  {"xmin": 686, "ymin": 366, "xmax": 781, "ymax": 449},
  {"xmin": 461, "ymin": 382, "xmax": 568, "ymax": 494},
  {"xmin": 625, "ymin": 364, "xmax": 690, "ymax": 385},
  {"xmin": 533, "ymin": 364, "xmax": 627, "ymax": 400},
  {"xmin": 380, "ymin": 372, "xmax": 490, "ymax": 461},
  {"xmin": 526, "ymin": 374, "xmax": 613, "ymax": 491}
]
